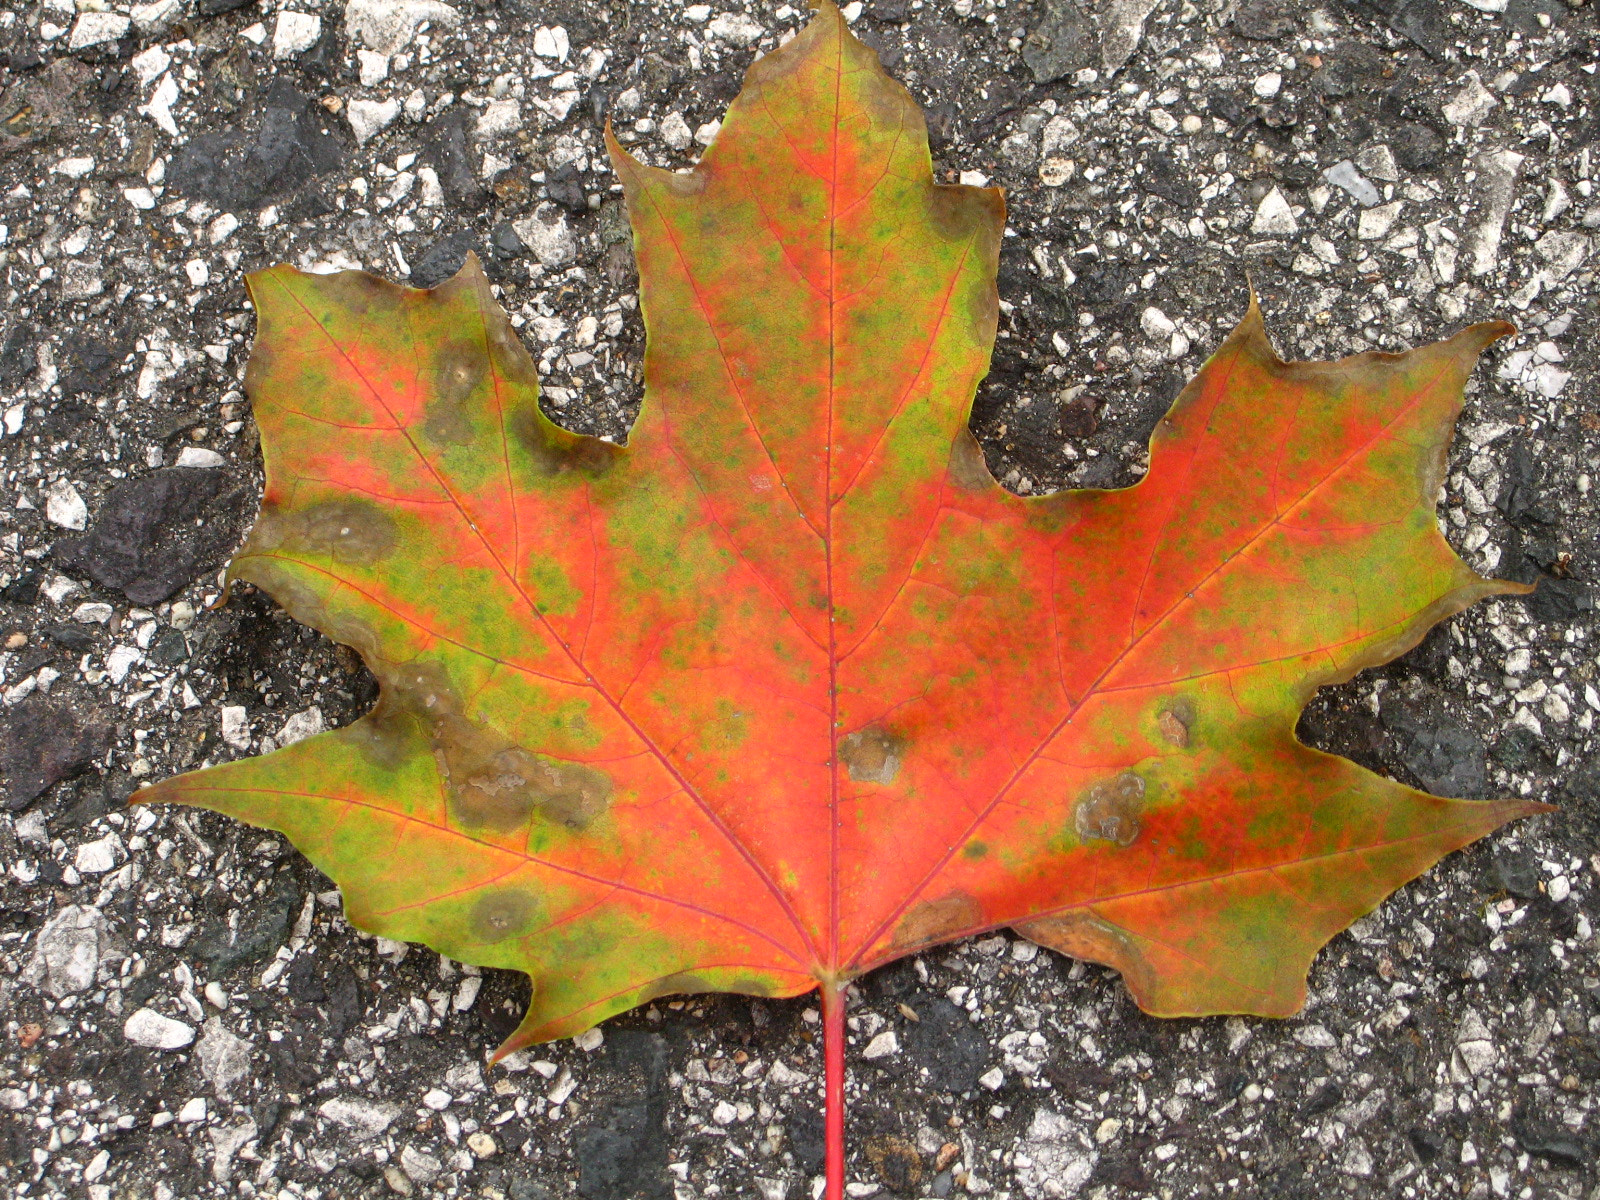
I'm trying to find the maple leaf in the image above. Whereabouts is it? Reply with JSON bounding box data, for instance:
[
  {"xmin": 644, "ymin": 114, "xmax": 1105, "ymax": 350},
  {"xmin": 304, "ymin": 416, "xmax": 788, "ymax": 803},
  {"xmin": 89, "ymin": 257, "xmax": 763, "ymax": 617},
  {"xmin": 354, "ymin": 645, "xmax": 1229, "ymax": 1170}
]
[{"xmin": 139, "ymin": 3, "xmax": 1547, "ymax": 1191}]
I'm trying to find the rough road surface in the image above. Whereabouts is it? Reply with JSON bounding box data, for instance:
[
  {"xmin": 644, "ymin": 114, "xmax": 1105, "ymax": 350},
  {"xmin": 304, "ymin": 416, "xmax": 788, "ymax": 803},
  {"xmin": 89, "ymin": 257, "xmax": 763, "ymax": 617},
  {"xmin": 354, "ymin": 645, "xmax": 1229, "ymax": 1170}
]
[{"xmin": 1, "ymin": 1, "xmax": 1598, "ymax": 1199}]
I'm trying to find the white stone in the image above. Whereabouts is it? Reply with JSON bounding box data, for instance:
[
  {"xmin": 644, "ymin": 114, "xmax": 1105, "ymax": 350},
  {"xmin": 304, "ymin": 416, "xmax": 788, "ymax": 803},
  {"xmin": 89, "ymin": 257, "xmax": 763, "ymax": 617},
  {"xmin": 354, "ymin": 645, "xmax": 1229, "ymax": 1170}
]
[
  {"xmin": 319, "ymin": 1096, "xmax": 401, "ymax": 1140},
  {"xmin": 221, "ymin": 705, "xmax": 251, "ymax": 751},
  {"xmin": 422, "ymin": 1088, "xmax": 452, "ymax": 1110},
  {"xmin": 707, "ymin": 12, "xmax": 765, "ymax": 45},
  {"xmin": 76, "ymin": 833, "xmax": 122, "ymax": 874},
  {"xmin": 712, "ymin": 1100, "xmax": 739, "ymax": 1125},
  {"xmin": 277, "ymin": 707, "xmax": 326, "ymax": 746},
  {"xmin": 978, "ymin": 1066, "xmax": 1005, "ymax": 1090},
  {"xmin": 1443, "ymin": 71, "xmax": 1497, "ymax": 128},
  {"xmin": 197, "ymin": 1018, "xmax": 252, "ymax": 1100},
  {"xmin": 1323, "ymin": 160, "xmax": 1380, "ymax": 207},
  {"xmin": 532, "ymin": 25, "xmax": 569, "ymax": 60},
  {"xmin": 1250, "ymin": 186, "xmax": 1297, "ymax": 236},
  {"xmin": 1295, "ymin": 1024, "xmax": 1337, "ymax": 1048},
  {"xmin": 512, "ymin": 204, "xmax": 576, "ymax": 268},
  {"xmin": 45, "ymin": 480, "xmax": 88, "ymax": 531},
  {"xmin": 1547, "ymin": 875, "xmax": 1571, "ymax": 903},
  {"xmin": 401, "ymin": 1144, "xmax": 443, "ymax": 1183},
  {"xmin": 1014, "ymin": 1108, "xmax": 1096, "ymax": 1199},
  {"xmin": 132, "ymin": 0, "xmax": 183, "ymax": 36},
  {"xmin": 174, "ymin": 446, "xmax": 224, "ymax": 468},
  {"xmin": 124, "ymin": 186, "xmax": 158, "ymax": 210},
  {"xmin": 1534, "ymin": 231, "xmax": 1590, "ymax": 284},
  {"xmin": 140, "ymin": 73, "xmax": 181, "ymax": 139},
  {"xmin": 105, "ymin": 646, "xmax": 142, "ymax": 685},
  {"xmin": 1466, "ymin": 149, "xmax": 1524, "ymax": 277},
  {"xmin": 124, "ymin": 1008, "xmax": 196, "ymax": 1051},
  {"xmin": 209, "ymin": 1118, "xmax": 258, "ymax": 1183},
  {"xmin": 1355, "ymin": 143, "xmax": 1399, "ymax": 183},
  {"xmin": 273, "ymin": 12, "xmax": 323, "ymax": 59},
  {"xmin": 344, "ymin": 0, "xmax": 461, "ymax": 56},
  {"xmin": 1253, "ymin": 72, "xmax": 1281, "ymax": 99},
  {"xmin": 132, "ymin": 46, "xmax": 171, "ymax": 90},
  {"xmin": 1140, "ymin": 307, "xmax": 1176, "ymax": 340},
  {"xmin": 660, "ymin": 112, "xmax": 693, "ymax": 152},
  {"xmin": 862, "ymin": 1030, "xmax": 899, "ymax": 1060},
  {"xmin": 452, "ymin": 974, "xmax": 482, "ymax": 1011},
  {"xmin": 358, "ymin": 49, "xmax": 390, "ymax": 87},
  {"xmin": 23, "ymin": 906, "xmax": 107, "ymax": 998},
  {"xmin": 1340, "ymin": 1138, "xmax": 1375, "ymax": 1178},
  {"xmin": 178, "ymin": 1097, "xmax": 208, "ymax": 1123},
  {"xmin": 54, "ymin": 156, "xmax": 95, "ymax": 179},
  {"xmin": 1358, "ymin": 200, "xmax": 1404, "ymax": 240},
  {"xmin": 347, "ymin": 98, "xmax": 401, "ymax": 146},
  {"xmin": 475, "ymin": 100, "xmax": 522, "ymax": 140},
  {"xmin": 184, "ymin": 259, "xmax": 210, "ymax": 288},
  {"xmin": 694, "ymin": 119, "xmax": 722, "ymax": 147},
  {"xmin": 69, "ymin": 12, "xmax": 130, "ymax": 50}
]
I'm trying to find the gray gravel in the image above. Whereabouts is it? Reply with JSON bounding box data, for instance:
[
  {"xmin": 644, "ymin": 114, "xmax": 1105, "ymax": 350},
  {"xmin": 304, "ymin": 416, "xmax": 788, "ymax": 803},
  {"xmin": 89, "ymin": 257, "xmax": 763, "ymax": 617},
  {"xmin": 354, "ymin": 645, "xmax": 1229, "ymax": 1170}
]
[{"xmin": 2, "ymin": 0, "xmax": 1599, "ymax": 1198}]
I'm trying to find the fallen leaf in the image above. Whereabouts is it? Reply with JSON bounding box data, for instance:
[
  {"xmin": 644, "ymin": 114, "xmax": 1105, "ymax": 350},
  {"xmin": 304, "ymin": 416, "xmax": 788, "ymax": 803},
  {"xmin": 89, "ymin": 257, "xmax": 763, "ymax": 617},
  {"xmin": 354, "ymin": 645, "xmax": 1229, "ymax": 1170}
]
[{"xmin": 137, "ymin": 4, "xmax": 1546, "ymax": 1194}]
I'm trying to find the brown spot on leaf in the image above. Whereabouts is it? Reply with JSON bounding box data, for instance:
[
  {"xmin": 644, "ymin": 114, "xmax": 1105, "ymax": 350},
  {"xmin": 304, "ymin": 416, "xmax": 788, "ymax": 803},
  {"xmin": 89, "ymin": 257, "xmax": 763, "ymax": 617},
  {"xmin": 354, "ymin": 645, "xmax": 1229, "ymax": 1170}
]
[
  {"xmin": 252, "ymin": 498, "xmax": 399, "ymax": 567},
  {"xmin": 892, "ymin": 891, "xmax": 982, "ymax": 950},
  {"xmin": 1075, "ymin": 772, "xmax": 1145, "ymax": 847},
  {"xmin": 1157, "ymin": 698, "xmax": 1194, "ymax": 748},
  {"xmin": 1014, "ymin": 910, "xmax": 1154, "ymax": 997},
  {"xmin": 435, "ymin": 720, "xmax": 613, "ymax": 834},
  {"xmin": 947, "ymin": 428, "xmax": 994, "ymax": 493},
  {"xmin": 424, "ymin": 341, "xmax": 485, "ymax": 445},
  {"xmin": 638, "ymin": 971, "xmax": 713, "ymax": 1003},
  {"xmin": 511, "ymin": 404, "xmax": 622, "ymax": 479},
  {"xmin": 471, "ymin": 889, "xmax": 538, "ymax": 943},
  {"xmin": 838, "ymin": 725, "xmax": 903, "ymax": 784}
]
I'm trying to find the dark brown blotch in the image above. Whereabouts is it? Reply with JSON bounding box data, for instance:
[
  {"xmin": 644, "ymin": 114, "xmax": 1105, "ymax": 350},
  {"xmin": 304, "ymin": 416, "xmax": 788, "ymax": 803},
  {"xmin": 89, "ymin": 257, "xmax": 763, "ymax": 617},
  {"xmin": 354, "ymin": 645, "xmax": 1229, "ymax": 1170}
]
[
  {"xmin": 471, "ymin": 889, "xmax": 538, "ymax": 943},
  {"xmin": 267, "ymin": 498, "xmax": 399, "ymax": 567},
  {"xmin": 1075, "ymin": 772, "xmax": 1145, "ymax": 847},
  {"xmin": 838, "ymin": 725, "xmax": 904, "ymax": 785},
  {"xmin": 946, "ymin": 428, "xmax": 994, "ymax": 493},
  {"xmin": 1014, "ymin": 911, "xmax": 1153, "ymax": 996},
  {"xmin": 444, "ymin": 736, "xmax": 613, "ymax": 834},
  {"xmin": 510, "ymin": 403, "xmax": 622, "ymax": 479},
  {"xmin": 424, "ymin": 340, "xmax": 486, "ymax": 446},
  {"xmin": 892, "ymin": 891, "xmax": 982, "ymax": 950}
]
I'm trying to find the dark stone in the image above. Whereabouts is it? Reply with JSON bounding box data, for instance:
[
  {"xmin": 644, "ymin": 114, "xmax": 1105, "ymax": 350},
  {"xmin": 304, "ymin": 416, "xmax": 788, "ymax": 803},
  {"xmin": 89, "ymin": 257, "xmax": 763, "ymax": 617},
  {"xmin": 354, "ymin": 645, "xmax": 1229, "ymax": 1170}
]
[
  {"xmin": 325, "ymin": 970, "xmax": 364, "ymax": 1037},
  {"xmin": 53, "ymin": 467, "xmax": 247, "ymax": 606},
  {"xmin": 870, "ymin": 0, "xmax": 913, "ymax": 20},
  {"xmin": 1408, "ymin": 1127, "xmax": 1445, "ymax": 1163},
  {"xmin": 546, "ymin": 162, "xmax": 588, "ymax": 214},
  {"xmin": 1380, "ymin": 700, "xmax": 1488, "ymax": 797},
  {"xmin": 1566, "ymin": 757, "xmax": 1600, "ymax": 802},
  {"xmin": 1, "ymin": 569, "xmax": 41, "ymax": 605},
  {"xmin": 1392, "ymin": 122, "xmax": 1443, "ymax": 171},
  {"xmin": 0, "ymin": 695, "xmax": 111, "ymax": 810},
  {"xmin": 1139, "ymin": 152, "xmax": 1199, "ymax": 208},
  {"xmin": 1059, "ymin": 390, "xmax": 1100, "ymax": 439},
  {"xmin": 421, "ymin": 108, "xmax": 487, "ymax": 212},
  {"xmin": 1233, "ymin": 0, "xmax": 1298, "ymax": 40},
  {"xmin": 410, "ymin": 231, "xmax": 482, "ymax": 289},
  {"xmin": 169, "ymin": 81, "xmax": 342, "ymax": 211},
  {"xmin": 1495, "ymin": 438, "xmax": 1546, "ymax": 525},
  {"xmin": 43, "ymin": 623, "xmax": 96, "ymax": 652},
  {"xmin": 1207, "ymin": 92, "xmax": 1251, "ymax": 129},
  {"xmin": 59, "ymin": 335, "xmax": 122, "ymax": 397},
  {"xmin": 1492, "ymin": 727, "xmax": 1545, "ymax": 771},
  {"xmin": 56, "ymin": 785, "xmax": 110, "ymax": 831},
  {"xmin": 192, "ymin": 876, "xmax": 300, "ymax": 977},
  {"xmin": 905, "ymin": 999, "xmax": 989, "ymax": 1093},
  {"xmin": 285, "ymin": 955, "xmax": 326, "ymax": 1003},
  {"xmin": 788, "ymin": 1105, "xmax": 825, "ymax": 1175},
  {"xmin": 1302, "ymin": 1081, "xmax": 1343, "ymax": 1117},
  {"xmin": 574, "ymin": 1096, "xmax": 670, "ymax": 1200},
  {"xmin": 1345, "ymin": 0, "xmax": 1449, "ymax": 58},
  {"xmin": 1524, "ymin": 578, "xmax": 1594, "ymax": 624},
  {"xmin": 490, "ymin": 221, "xmax": 525, "ymax": 260},
  {"xmin": 147, "ymin": 627, "xmax": 189, "ymax": 666},
  {"xmin": 1504, "ymin": 0, "xmax": 1563, "ymax": 36},
  {"xmin": 0, "ymin": 324, "xmax": 36, "ymax": 390},
  {"xmin": 1022, "ymin": 0, "xmax": 1094, "ymax": 85},
  {"xmin": 6, "ymin": 45, "xmax": 44, "ymax": 73},
  {"xmin": 509, "ymin": 1183, "xmax": 555, "ymax": 1200},
  {"xmin": 197, "ymin": 0, "xmax": 256, "ymax": 15},
  {"xmin": 1492, "ymin": 845, "xmax": 1541, "ymax": 901},
  {"xmin": 1313, "ymin": 58, "xmax": 1358, "ymax": 100}
]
